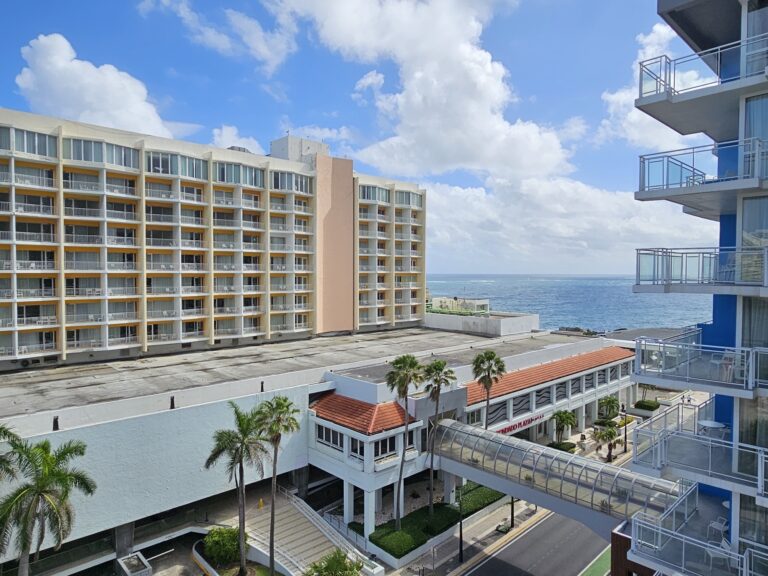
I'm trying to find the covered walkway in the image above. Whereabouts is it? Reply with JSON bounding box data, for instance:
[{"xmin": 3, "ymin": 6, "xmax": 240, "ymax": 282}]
[{"xmin": 435, "ymin": 419, "xmax": 683, "ymax": 539}]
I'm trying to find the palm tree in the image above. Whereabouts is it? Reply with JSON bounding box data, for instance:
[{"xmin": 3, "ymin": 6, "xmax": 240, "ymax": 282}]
[
  {"xmin": 386, "ymin": 354, "xmax": 424, "ymax": 531},
  {"xmin": 205, "ymin": 401, "xmax": 270, "ymax": 576},
  {"xmin": 257, "ymin": 396, "xmax": 300, "ymax": 576},
  {"xmin": 592, "ymin": 427, "xmax": 619, "ymax": 462},
  {"xmin": 639, "ymin": 383, "xmax": 656, "ymax": 401},
  {"xmin": 305, "ymin": 548, "xmax": 363, "ymax": 576},
  {"xmin": 0, "ymin": 423, "xmax": 20, "ymax": 482},
  {"xmin": 472, "ymin": 350, "xmax": 506, "ymax": 430},
  {"xmin": 423, "ymin": 360, "xmax": 456, "ymax": 517},
  {"xmin": 599, "ymin": 395, "xmax": 620, "ymax": 419},
  {"xmin": 550, "ymin": 410, "xmax": 577, "ymax": 444},
  {"xmin": 0, "ymin": 439, "xmax": 96, "ymax": 576}
]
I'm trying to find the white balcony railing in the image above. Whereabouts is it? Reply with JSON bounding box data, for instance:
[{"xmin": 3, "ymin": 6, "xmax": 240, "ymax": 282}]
[
  {"xmin": 181, "ymin": 285, "xmax": 204, "ymax": 294},
  {"xmin": 106, "ymin": 183, "xmax": 136, "ymax": 196},
  {"xmin": 17, "ymin": 342, "xmax": 57, "ymax": 354},
  {"xmin": 66, "ymin": 314, "xmax": 104, "ymax": 323},
  {"xmin": 147, "ymin": 309, "xmax": 174, "ymax": 319},
  {"xmin": 180, "ymin": 215, "xmax": 203, "ymax": 225},
  {"xmin": 146, "ymin": 238, "xmax": 175, "ymax": 247},
  {"xmin": 64, "ymin": 206, "xmax": 101, "ymax": 218},
  {"xmin": 65, "ymin": 261, "xmax": 102, "ymax": 270},
  {"xmin": 146, "ymin": 188, "xmax": 176, "ymax": 200},
  {"xmin": 107, "ymin": 262, "xmax": 136, "ymax": 271},
  {"xmin": 147, "ymin": 333, "xmax": 177, "ymax": 342},
  {"xmin": 214, "ymin": 306, "xmax": 238, "ymax": 314},
  {"xmin": 181, "ymin": 262, "xmax": 204, "ymax": 271},
  {"xmin": 636, "ymin": 247, "xmax": 768, "ymax": 287},
  {"xmin": 63, "ymin": 180, "xmax": 100, "ymax": 192},
  {"xmin": 68, "ymin": 287, "xmax": 104, "ymax": 296},
  {"xmin": 15, "ymin": 174, "xmax": 55, "ymax": 188},
  {"xmin": 16, "ymin": 202, "xmax": 54, "ymax": 215},
  {"xmin": 17, "ymin": 316, "xmax": 57, "ymax": 326},
  {"xmin": 639, "ymin": 139, "xmax": 767, "ymax": 193},
  {"xmin": 106, "ymin": 210, "xmax": 137, "ymax": 220},
  {"xmin": 17, "ymin": 288, "xmax": 56, "ymax": 298},
  {"xmin": 16, "ymin": 260, "xmax": 55, "ymax": 271},
  {"xmin": 146, "ymin": 213, "xmax": 175, "ymax": 223},
  {"xmin": 16, "ymin": 232, "xmax": 56, "ymax": 243},
  {"xmin": 108, "ymin": 312, "xmax": 138, "ymax": 321},
  {"xmin": 65, "ymin": 234, "xmax": 102, "ymax": 244},
  {"xmin": 109, "ymin": 336, "xmax": 139, "ymax": 346},
  {"xmin": 147, "ymin": 262, "xmax": 175, "ymax": 271},
  {"xmin": 107, "ymin": 236, "xmax": 136, "ymax": 246},
  {"xmin": 242, "ymin": 242, "xmax": 262, "ymax": 251},
  {"xmin": 67, "ymin": 339, "xmax": 102, "ymax": 350},
  {"xmin": 181, "ymin": 308, "xmax": 205, "ymax": 316},
  {"xmin": 181, "ymin": 239, "xmax": 205, "ymax": 248},
  {"xmin": 182, "ymin": 330, "xmax": 205, "ymax": 338},
  {"xmin": 639, "ymin": 31, "xmax": 768, "ymax": 98}
]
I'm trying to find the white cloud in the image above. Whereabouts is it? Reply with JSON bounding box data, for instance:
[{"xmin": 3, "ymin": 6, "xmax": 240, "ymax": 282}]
[
  {"xmin": 225, "ymin": 7, "xmax": 298, "ymax": 76},
  {"xmin": 162, "ymin": 120, "xmax": 203, "ymax": 138},
  {"xmin": 16, "ymin": 33, "xmax": 173, "ymax": 138},
  {"xmin": 211, "ymin": 125, "xmax": 264, "ymax": 154},
  {"xmin": 138, "ymin": 0, "xmax": 236, "ymax": 55},
  {"xmin": 557, "ymin": 117, "xmax": 588, "ymax": 143},
  {"xmin": 352, "ymin": 70, "xmax": 385, "ymax": 106},
  {"xmin": 596, "ymin": 24, "xmax": 706, "ymax": 151},
  {"xmin": 287, "ymin": 124, "xmax": 352, "ymax": 142}
]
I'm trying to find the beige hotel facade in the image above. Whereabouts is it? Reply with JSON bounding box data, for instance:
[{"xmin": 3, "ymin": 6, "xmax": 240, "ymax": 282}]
[{"xmin": 0, "ymin": 108, "xmax": 426, "ymax": 369}]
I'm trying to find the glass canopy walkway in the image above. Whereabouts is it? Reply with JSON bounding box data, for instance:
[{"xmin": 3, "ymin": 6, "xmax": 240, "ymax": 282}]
[{"xmin": 435, "ymin": 419, "xmax": 683, "ymax": 523}]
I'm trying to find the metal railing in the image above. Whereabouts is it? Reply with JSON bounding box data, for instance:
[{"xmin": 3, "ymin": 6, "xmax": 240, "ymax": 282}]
[
  {"xmin": 639, "ymin": 32, "xmax": 768, "ymax": 98},
  {"xmin": 17, "ymin": 342, "xmax": 57, "ymax": 354},
  {"xmin": 147, "ymin": 332, "xmax": 177, "ymax": 342},
  {"xmin": 65, "ymin": 234, "xmax": 102, "ymax": 244},
  {"xmin": 181, "ymin": 192, "xmax": 203, "ymax": 203},
  {"xmin": 242, "ymin": 242, "xmax": 262, "ymax": 251},
  {"xmin": 107, "ymin": 261, "xmax": 136, "ymax": 270},
  {"xmin": 64, "ymin": 206, "xmax": 101, "ymax": 218},
  {"xmin": 181, "ymin": 308, "xmax": 205, "ymax": 316},
  {"xmin": 147, "ymin": 261, "xmax": 175, "ymax": 271},
  {"xmin": 635, "ymin": 337, "xmax": 768, "ymax": 391},
  {"xmin": 15, "ymin": 174, "xmax": 55, "ymax": 188},
  {"xmin": 66, "ymin": 339, "xmax": 102, "ymax": 349},
  {"xmin": 108, "ymin": 311, "xmax": 138, "ymax": 321},
  {"xmin": 63, "ymin": 180, "xmax": 101, "ymax": 192},
  {"xmin": 181, "ymin": 285, "xmax": 205, "ymax": 294},
  {"xmin": 146, "ymin": 212, "xmax": 175, "ymax": 223},
  {"xmin": 106, "ymin": 183, "xmax": 136, "ymax": 196},
  {"xmin": 146, "ymin": 188, "xmax": 176, "ymax": 200},
  {"xmin": 16, "ymin": 231, "xmax": 56, "ymax": 243},
  {"xmin": 17, "ymin": 315, "xmax": 57, "ymax": 326},
  {"xmin": 68, "ymin": 287, "xmax": 104, "ymax": 296},
  {"xmin": 181, "ymin": 239, "xmax": 205, "ymax": 248},
  {"xmin": 107, "ymin": 236, "xmax": 137, "ymax": 246},
  {"xmin": 146, "ymin": 237, "xmax": 176, "ymax": 247},
  {"xmin": 16, "ymin": 202, "xmax": 55, "ymax": 215},
  {"xmin": 108, "ymin": 336, "xmax": 139, "ymax": 346},
  {"xmin": 636, "ymin": 246, "xmax": 768, "ymax": 287},
  {"xmin": 147, "ymin": 309, "xmax": 175, "ymax": 319},
  {"xmin": 106, "ymin": 210, "xmax": 137, "ymax": 220},
  {"xmin": 66, "ymin": 313, "xmax": 104, "ymax": 323},
  {"xmin": 180, "ymin": 215, "xmax": 203, "ymax": 225},
  {"xmin": 65, "ymin": 261, "xmax": 102, "ymax": 270},
  {"xmin": 181, "ymin": 262, "xmax": 204, "ymax": 271},
  {"xmin": 639, "ymin": 139, "xmax": 767, "ymax": 193}
]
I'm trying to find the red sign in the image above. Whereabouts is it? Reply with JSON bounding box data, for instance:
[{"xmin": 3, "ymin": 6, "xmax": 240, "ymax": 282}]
[{"xmin": 496, "ymin": 413, "xmax": 545, "ymax": 435}]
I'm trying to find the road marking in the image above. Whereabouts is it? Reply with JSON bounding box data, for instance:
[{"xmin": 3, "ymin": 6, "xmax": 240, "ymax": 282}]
[{"xmin": 463, "ymin": 511, "xmax": 554, "ymax": 576}]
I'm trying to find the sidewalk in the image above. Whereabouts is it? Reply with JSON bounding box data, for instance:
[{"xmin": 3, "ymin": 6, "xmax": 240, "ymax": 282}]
[{"xmin": 393, "ymin": 497, "xmax": 548, "ymax": 576}]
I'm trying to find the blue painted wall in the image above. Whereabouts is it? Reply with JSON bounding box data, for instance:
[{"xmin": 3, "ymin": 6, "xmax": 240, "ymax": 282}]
[
  {"xmin": 718, "ymin": 146, "xmax": 739, "ymax": 179},
  {"xmin": 700, "ymin": 214, "xmax": 737, "ymax": 348}
]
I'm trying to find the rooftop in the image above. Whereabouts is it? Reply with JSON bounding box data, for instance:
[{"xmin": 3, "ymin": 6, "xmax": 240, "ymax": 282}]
[
  {"xmin": 338, "ymin": 332, "xmax": 583, "ymax": 383},
  {"xmin": 604, "ymin": 327, "xmax": 688, "ymax": 342},
  {"xmin": 312, "ymin": 393, "xmax": 412, "ymax": 435},
  {"xmin": 465, "ymin": 346, "xmax": 634, "ymax": 406},
  {"xmin": 0, "ymin": 329, "xmax": 486, "ymax": 419}
]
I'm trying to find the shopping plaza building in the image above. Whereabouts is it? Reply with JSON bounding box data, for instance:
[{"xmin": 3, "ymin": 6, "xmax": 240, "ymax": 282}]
[
  {"xmin": 625, "ymin": 1, "xmax": 768, "ymax": 575},
  {"xmin": 0, "ymin": 108, "xmax": 425, "ymax": 369}
]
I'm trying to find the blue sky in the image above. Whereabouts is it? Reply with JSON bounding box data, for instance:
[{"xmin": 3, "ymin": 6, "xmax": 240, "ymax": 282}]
[{"xmin": 0, "ymin": 0, "xmax": 718, "ymax": 273}]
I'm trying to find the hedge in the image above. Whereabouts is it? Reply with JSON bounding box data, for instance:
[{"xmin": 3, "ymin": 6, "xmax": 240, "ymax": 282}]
[
  {"xmin": 634, "ymin": 400, "xmax": 661, "ymax": 411},
  {"xmin": 459, "ymin": 482, "xmax": 505, "ymax": 517},
  {"xmin": 617, "ymin": 416, "xmax": 635, "ymax": 427},
  {"xmin": 547, "ymin": 441, "xmax": 577, "ymax": 453},
  {"xmin": 593, "ymin": 418, "xmax": 618, "ymax": 428},
  {"xmin": 203, "ymin": 527, "xmax": 241, "ymax": 567}
]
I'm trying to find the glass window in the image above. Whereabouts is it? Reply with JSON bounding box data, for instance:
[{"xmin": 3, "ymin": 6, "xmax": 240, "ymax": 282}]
[
  {"xmin": 0, "ymin": 127, "xmax": 10, "ymax": 151},
  {"xmin": 106, "ymin": 144, "xmax": 139, "ymax": 169},
  {"xmin": 373, "ymin": 436, "xmax": 397, "ymax": 459},
  {"xmin": 180, "ymin": 155, "xmax": 208, "ymax": 180},
  {"xmin": 360, "ymin": 185, "xmax": 376, "ymax": 201},
  {"xmin": 63, "ymin": 138, "xmax": 103, "ymax": 162},
  {"xmin": 146, "ymin": 151, "xmax": 178, "ymax": 175},
  {"xmin": 350, "ymin": 438, "xmax": 365, "ymax": 459},
  {"xmin": 243, "ymin": 166, "xmax": 265, "ymax": 188},
  {"xmin": 14, "ymin": 129, "xmax": 57, "ymax": 157},
  {"xmin": 316, "ymin": 424, "xmax": 343, "ymax": 451}
]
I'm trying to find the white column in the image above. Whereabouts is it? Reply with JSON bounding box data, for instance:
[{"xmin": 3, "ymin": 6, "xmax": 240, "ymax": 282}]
[
  {"xmin": 593, "ymin": 399, "xmax": 600, "ymax": 421},
  {"xmin": 550, "ymin": 420, "xmax": 557, "ymax": 441},
  {"xmin": 375, "ymin": 487, "xmax": 383, "ymax": 510},
  {"xmin": 343, "ymin": 481, "xmax": 355, "ymax": 524},
  {"xmin": 364, "ymin": 490, "xmax": 376, "ymax": 537},
  {"xmin": 443, "ymin": 472, "xmax": 456, "ymax": 504},
  {"xmin": 577, "ymin": 405, "xmax": 586, "ymax": 433}
]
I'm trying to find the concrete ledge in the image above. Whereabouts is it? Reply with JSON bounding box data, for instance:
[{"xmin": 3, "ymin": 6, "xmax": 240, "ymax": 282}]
[{"xmin": 424, "ymin": 312, "xmax": 539, "ymax": 337}]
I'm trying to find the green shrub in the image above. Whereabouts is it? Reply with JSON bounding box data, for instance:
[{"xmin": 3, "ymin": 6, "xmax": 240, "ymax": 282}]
[
  {"xmin": 423, "ymin": 505, "xmax": 461, "ymax": 536},
  {"xmin": 348, "ymin": 521, "xmax": 364, "ymax": 536},
  {"xmin": 204, "ymin": 527, "xmax": 242, "ymax": 567},
  {"xmin": 547, "ymin": 441, "xmax": 577, "ymax": 453},
  {"xmin": 306, "ymin": 548, "xmax": 363, "ymax": 576},
  {"xmin": 369, "ymin": 527, "xmax": 428, "ymax": 558},
  {"xmin": 634, "ymin": 400, "xmax": 661, "ymax": 411},
  {"xmin": 459, "ymin": 483, "xmax": 504, "ymax": 517},
  {"xmin": 593, "ymin": 418, "xmax": 617, "ymax": 428},
  {"xmin": 617, "ymin": 416, "xmax": 635, "ymax": 427}
]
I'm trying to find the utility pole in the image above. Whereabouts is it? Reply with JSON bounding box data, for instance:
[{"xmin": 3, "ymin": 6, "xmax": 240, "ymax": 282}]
[{"xmin": 457, "ymin": 485, "xmax": 464, "ymax": 563}]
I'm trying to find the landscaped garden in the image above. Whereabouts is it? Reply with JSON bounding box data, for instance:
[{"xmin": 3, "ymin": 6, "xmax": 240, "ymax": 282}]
[{"xmin": 349, "ymin": 481, "xmax": 504, "ymax": 558}]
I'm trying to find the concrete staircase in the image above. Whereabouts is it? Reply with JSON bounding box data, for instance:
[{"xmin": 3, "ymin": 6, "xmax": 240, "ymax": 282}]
[{"xmin": 246, "ymin": 492, "xmax": 337, "ymax": 572}]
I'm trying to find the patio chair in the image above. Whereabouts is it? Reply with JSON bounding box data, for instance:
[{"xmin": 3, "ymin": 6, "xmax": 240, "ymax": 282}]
[
  {"xmin": 705, "ymin": 538, "xmax": 734, "ymax": 573},
  {"xmin": 708, "ymin": 517, "xmax": 729, "ymax": 540}
]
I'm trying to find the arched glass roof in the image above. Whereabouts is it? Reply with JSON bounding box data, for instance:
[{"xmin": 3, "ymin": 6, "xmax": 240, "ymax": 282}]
[{"xmin": 436, "ymin": 419, "xmax": 681, "ymax": 520}]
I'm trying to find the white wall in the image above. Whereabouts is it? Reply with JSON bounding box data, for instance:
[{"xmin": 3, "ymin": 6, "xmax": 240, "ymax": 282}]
[
  {"xmin": 0, "ymin": 385, "xmax": 310, "ymax": 562},
  {"xmin": 424, "ymin": 312, "xmax": 540, "ymax": 336}
]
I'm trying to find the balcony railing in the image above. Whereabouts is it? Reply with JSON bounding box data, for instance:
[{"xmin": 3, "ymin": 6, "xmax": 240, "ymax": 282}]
[
  {"xmin": 16, "ymin": 231, "xmax": 56, "ymax": 243},
  {"xmin": 106, "ymin": 210, "xmax": 137, "ymax": 221},
  {"xmin": 147, "ymin": 309, "xmax": 175, "ymax": 319},
  {"xmin": 67, "ymin": 313, "xmax": 104, "ymax": 323},
  {"xmin": 146, "ymin": 286, "xmax": 175, "ymax": 295},
  {"xmin": 213, "ymin": 218, "xmax": 237, "ymax": 227},
  {"xmin": 65, "ymin": 261, "xmax": 102, "ymax": 270},
  {"xmin": 214, "ymin": 263, "xmax": 237, "ymax": 271},
  {"xmin": 67, "ymin": 339, "xmax": 102, "ymax": 350},
  {"xmin": 17, "ymin": 288, "xmax": 56, "ymax": 298},
  {"xmin": 63, "ymin": 180, "xmax": 100, "ymax": 192},
  {"xmin": 146, "ymin": 238, "xmax": 175, "ymax": 247},
  {"xmin": 108, "ymin": 311, "xmax": 138, "ymax": 321},
  {"xmin": 147, "ymin": 262, "xmax": 175, "ymax": 271},
  {"xmin": 106, "ymin": 183, "xmax": 136, "ymax": 196},
  {"xmin": 181, "ymin": 285, "xmax": 205, "ymax": 294},
  {"xmin": 181, "ymin": 308, "xmax": 205, "ymax": 316},
  {"xmin": 17, "ymin": 342, "xmax": 57, "ymax": 354},
  {"xmin": 107, "ymin": 236, "xmax": 136, "ymax": 246},
  {"xmin": 146, "ymin": 188, "xmax": 176, "ymax": 200},
  {"xmin": 68, "ymin": 287, "xmax": 104, "ymax": 296},
  {"xmin": 180, "ymin": 215, "xmax": 204, "ymax": 225},
  {"xmin": 635, "ymin": 338, "xmax": 768, "ymax": 393},
  {"xmin": 146, "ymin": 213, "xmax": 175, "ymax": 223},
  {"xmin": 181, "ymin": 262, "xmax": 204, "ymax": 271},
  {"xmin": 214, "ymin": 306, "xmax": 238, "ymax": 314},
  {"xmin": 636, "ymin": 246, "xmax": 768, "ymax": 287},
  {"xmin": 107, "ymin": 261, "xmax": 136, "ymax": 271},
  {"xmin": 109, "ymin": 336, "xmax": 139, "ymax": 346},
  {"xmin": 16, "ymin": 260, "xmax": 55, "ymax": 271},
  {"xmin": 639, "ymin": 31, "xmax": 768, "ymax": 98},
  {"xmin": 182, "ymin": 330, "xmax": 205, "ymax": 338},
  {"xmin": 65, "ymin": 234, "xmax": 102, "ymax": 244},
  {"xmin": 147, "ymin": 333, "xmax": 177, "ymax": 342},
  {"xmin": 17, "ymin": 315, "xmax": 57, "ymax": 326},
  {"xmin": 64, "ymin": 206, "xmax": 101, "ymax": 218},
  {"xmin": 181, "ymin": 239, "xmax": 205, "ymax": 248},
  {"xmin": 16, "ymin": 202, "xmax": 54, "ymax": 215},
  {"xmin": 15, "ymin": 174, "xmax": 55, "ymax": 188},
  {"xmin": 639, "ymin": 139, "xmax": 767, "ymax": 193},
  {"xmin": 242, "ymin": 242, "xmax": 262, "ymax": 251},
  {"xmin": 214, "ymin": 327, "xmax": 239, "ymax": 335}
]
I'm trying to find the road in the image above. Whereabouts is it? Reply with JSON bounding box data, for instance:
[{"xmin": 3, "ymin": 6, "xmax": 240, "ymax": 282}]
[{"xmin": 467, "ymin": 513, "xmax": 608, "ymax": 576}]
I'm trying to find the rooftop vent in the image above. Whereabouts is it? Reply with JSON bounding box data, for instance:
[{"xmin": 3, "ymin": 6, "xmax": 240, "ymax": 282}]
[{"xmin": 227, "ymin": 145, "xmax": 252, "ymax": 154}]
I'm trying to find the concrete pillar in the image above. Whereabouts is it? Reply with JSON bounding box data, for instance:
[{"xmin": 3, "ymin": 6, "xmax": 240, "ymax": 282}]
[
  {"xmin": 593, "ymin": 399, "xmax": 600, "ymax": 421},
  {"xmin": 375, "ymin": 487, "xmax": 383, "ymax": 510},
  {"xmin": 364, "ymin": 490, "xmax": 376, "ymax": 537},
  {"xmin": 443, "ymin": 472, "xmax": 457, "ymax": 504},
  {"xmin": 550, "ymin": 420, "xmax": 557, "ymax": 442},
  {"xmin": 577, "ymin": 405, "xmax": 586, "ymax": 433},
  {"xmin": 113, "ymin": 522, "xmax": 134, "ymax": 558},
  {"xmin": 343, "ymin": 481, "xmax": 355, "ymax": 524},
  {"xmin": 291, "ymin": 466, "xmax": 309, "ymax": 499}
]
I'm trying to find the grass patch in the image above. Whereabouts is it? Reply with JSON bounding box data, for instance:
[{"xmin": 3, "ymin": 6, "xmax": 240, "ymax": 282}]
[{"xmin": 459, "ymin": 481, "xmax": 505, "ymax": 517}]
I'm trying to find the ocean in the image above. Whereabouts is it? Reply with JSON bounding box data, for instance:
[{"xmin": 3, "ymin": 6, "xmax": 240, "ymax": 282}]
[{"xmin": 427, "ymin": 274, "xmax": 712, "ymax": 333}]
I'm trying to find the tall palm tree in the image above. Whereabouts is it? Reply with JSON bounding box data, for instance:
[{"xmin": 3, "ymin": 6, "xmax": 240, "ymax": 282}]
[
  {"xmin": 472, "ymin": 350, "xmax": 506, "ymax": 430},
  {"xmin": 592, "ymin": 427, "xmax": 619, "ymax": 462},
  {"xmin": 385, "ymin": 354, "xmax": 424, "ymax": 531},
  {"xmin": 550, "ymin": 410, "xmax": 577, "ymax": 444},
  {"xmin": 423, "ymin": 360, "xmax": 456, "ymax": 517},
  {"xmin": 0, "ymin": 439, "xmax": 96, "ymax": 576},
  {"xmin": 0, "ymin": 423, "xmax": 20, "ymax": 482},
  {"xmin": 205, "ymin": 401, "xmax": 269, "ymax": 576},
  {"xmin": 257, "ymin": 396, "xmax": 300, "ymax": 576}
]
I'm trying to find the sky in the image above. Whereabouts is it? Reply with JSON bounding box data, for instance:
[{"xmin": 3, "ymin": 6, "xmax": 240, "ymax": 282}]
[{"xmin": 0, "ymin": 0, "xmax": 718, "ymax": 274}]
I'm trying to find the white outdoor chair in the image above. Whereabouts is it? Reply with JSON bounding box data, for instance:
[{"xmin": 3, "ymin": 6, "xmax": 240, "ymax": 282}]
[
  {"xmin": 705, "ymin": 538, "xmax": 734, "ymax": 572},
  {"xmin": 708, "ymin": 517, "xmax": 729, "ymax": 540}
]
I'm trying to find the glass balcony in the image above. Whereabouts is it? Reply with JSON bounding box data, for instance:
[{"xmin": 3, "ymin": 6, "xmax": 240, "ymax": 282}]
[
  {"xmin": 16, "ymin": 288, "xmax": 55, "ymax": 298},
  {"xmin": 16, "ymin": 202, "xmax": 55, "ymax": 215},
  {"xmin": 65, "ymin": 234, "xmax": 102, "ymax": 244},
  {"xmin": 634, "ymin": 338, "xmax": 768, "ymax": 395},
  {"xmin": 636, "ymin": 247, "xmax": 768, "ymax": 288},
  {"xmin": 15, "ymin": 174, "xmax": 55, "ymax": 188},
  {"xmin": 639, "ymin": 32, "xmax": 768, "ymax": 99},
  {"xmin": 106, "ymin": 183, "xmax": 136, "ymax": 196},
  {"xmin": 108, "ymin": 336, "xmax": 139, "ymax": 346},
  {"xmin": 64, "ymin": 206, "xmax": 101, "ymax": 218},
  {"xmin": 65, "ymin": 261, "xmax": 102, "ymax": 271}
]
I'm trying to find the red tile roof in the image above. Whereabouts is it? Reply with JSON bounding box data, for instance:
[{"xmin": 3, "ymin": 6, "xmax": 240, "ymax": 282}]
[
  {"xmin": 466, "ymin": 346, "xmax": 634, "ymax": 406},
  {"xmin": 311, "ymin": 393, "xmax": 413, "ymax": 435}
]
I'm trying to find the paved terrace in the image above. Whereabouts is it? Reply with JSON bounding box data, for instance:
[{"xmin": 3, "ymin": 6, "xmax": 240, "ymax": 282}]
[{"xmin": 0, "ymin": 329, "xmax": 583, "ymax": 420}]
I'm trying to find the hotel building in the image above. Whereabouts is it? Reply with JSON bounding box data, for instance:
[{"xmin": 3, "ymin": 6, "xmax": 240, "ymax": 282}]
[
  {"xmin": 0, "ymin": 108, "xmax": 426, "ymax": 369},
  {"xmin": 625, "ymin": 1, "xmax": 768, "ymax": 574}
]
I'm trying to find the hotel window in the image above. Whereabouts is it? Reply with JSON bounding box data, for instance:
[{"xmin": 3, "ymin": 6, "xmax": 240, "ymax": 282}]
[
  {"xmin": 350, "ymin": 438, "xmax": 365, "ymax": 459},
  {"xmin": 242, "ymin": 166, "xmax": 265, "ymax": 188},
  {"xmin": 359, "ymin": 185, "xmax": 376, "ymax": 201},
  {"xmin": 179, "ymin": 155, "xmax": 208, "ymax": 180},
  {"xmin": 272, "ymin": 171, "xmax": 293, "ymax": 191},
  {"xmin": 377, "ymin": 187, "xmax": 390, "ymax": 203},
  {"xmin": 294, "ymin": 174, "xmax": 311, "ymax": 194},
  {"xmin": 0, "ymin": 127, "xmax": 10, "ymax": 150},
  {"xmin": 106, "ymin": 144, "xmax": 139, "ymax": 169},
  {"xmin": 373, "ymin": 436, "xmax": 397, "ymax": 459},
  {"xmin": 14, "ymin": 129, "xmax": 57, "ymax": 157},
  {"xmin": 317, "ymin": 424, "xmax": 343, "ymax": 451},
  {"xmin": 146, "ymin": 151, "xmax": 178, "ymax": 175},
  {"xmin": 63, "ymin": 138, "xmax": 103, "ymax": 163},
  {"xmin": 214, "ymin": 162, "xmax": 241, "ymax": 184}
]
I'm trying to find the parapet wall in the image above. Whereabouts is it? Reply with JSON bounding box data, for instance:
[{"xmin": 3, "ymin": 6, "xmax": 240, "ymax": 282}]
[{"xmin": 424, "ymin": 311, "xmax": 540, "ymax": 337}]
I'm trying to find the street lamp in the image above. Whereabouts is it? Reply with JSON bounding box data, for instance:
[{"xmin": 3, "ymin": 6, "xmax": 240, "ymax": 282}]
[
  {"xmin": 621, "ymin": 406, "xmax": 628, "ymax": 454},
  {"xmin": 457, "ymin": 484, "xmax": 464, "ymax": 563}
]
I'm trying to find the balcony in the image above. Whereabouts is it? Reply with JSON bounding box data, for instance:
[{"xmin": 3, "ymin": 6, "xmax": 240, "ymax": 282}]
[
  {"xmin": 242, "ymin": 242, "xmax": 262, "ymax": 251},
  {"xmin": 295, "ymin": 323, "xmax": 311, "ymax": 331},
  {"xmin": 182, "ymin": 330, "xmax": 205, "ymax": 339},
  {"xmin": 180, "ymin": 215, "xmax": 204, "ymax": 226},
  {"xmin": 107, "ymin": 287, "xmax": 136, "ymax": 296},
  {"xmin": 67, "ymin": 339, "xmax": 103, "ymax": 350},
  {"xmin": 214, "ymin": 263, "xmax": 237, "ymax": 271},
  {"xmin": 107, "ymin": 261, "xmax": 136, "ymax": 271},
  {"xmin": 270, "ymin": 303, "xmax": 292, "ymax": 311},
  {"xmin": 68, "ymin": 287, "xmax": 104, "ymax": 296},
  {"xmin": 16, "ymin": 202, "xmax": 55, "ymax": 216},
  {"xmin": 17, "ymin": 342, "xmax": 57, "ymax": 354},
  {"xmin": 243, "ymin": 221, "xmax": 263, "ymax": 230},
  {"xmin": 147, "ymin": 262, "xmax": 176, "ymax": 271},
  {"xmin": 270, "ymin": 263, "xmax": 288, "ymax": 272},
  {"xmin": 271, "ymin": 223, "xmax": 291, "ymax": 232},
  {"xmin": 15, "ymin": 174, "xmax": 55, "ymax": 188},
  {"xmin": 637, "ymin": 33, "xmax": 768, "ymax": 142},
  {"xmin": 242, "ymin": 306, "xmax": 261, "ymax": 314},
  {"xmin": 242, "ymin": 199, "xmax": 261, "ymax": 209},
  {"xmin": 214, "ymin": 241, "xmax": 237, "ymax": 249},
  {"xmin": 65, "ymin": 234, "xmax": 102, "ymax": 245},
  {"xmin": 242, "ymin": 263, "xmax": 261, "ymax": 271},
  {"xmin": 270, "ymin": 284, "xmax": 288, "ymax": 292},
  {"xmin": 634, "ymin": 338, "xmax": 768, "ymax": 398},
  {"xmin": 181, "ymin": 239, "xmax": 205, "ymax": 248},
  {"xmin": 214, "ymin": 306, "xmax": 238, "ymax": 315},
  {"xmin": 146, "ymin": 237, "xmax": 176, "ymax": 247},
  {"xmin": 66, "ymin": 313, "xmax": 104, "ymax": 324},
  {"xmin": 270, "ymin": 244, "xmax": 292, "ymax": 253},
  {"xmin": 146, "ymin": 188, "xmax": 176, "ymax": 200},
  {"xmin": 294, "ymin": 284, "xmax": 309, "ymax": 291},
  {"xmin": 109, "ymin": 336, "xmax": 139, "ymax": 346},
  {"xmin": 243, "ymin": 326, "xmax": 263, "ymax": 335},
  {"xmin": 64, "ymin": 206, "xmax": 101, "ymax": 218},
  {"xmin": 147, "ymin": 286, "xmax": 176, "ymax": 295},
  {"xmin": 106, "ymin": 183, "xmax": 136, "ymax": 196},
  {"xmin": 17, "ymin": 315, "xmax": 57, "ymax": 326},
  {"xmin": 213, "ymin": 285, "xmax": 236, "ymax": 293},
  {"xmin": 16, "ymin": 231, "xmax": 56, "ymax": 243},
  {"xmin": 108, "ymin": 311, "xmax": 138, "ymax": 321},
  {"xmin": 181, "ymin": 262, "xmax": 205, "ymax": 271},
  {"xmin": 213, "ymin": 218, "xmax": 238, "ymax": 228},
  {"xmin": 147, "ymin": 309, "xmax": 175, "ymax": 319},
  {"xmin": 294, "ymin": 225, "xmax": 311, "ymax": 234},
  {"xmin": 146, "ymin": 213, "xmax": 175, "ymax": 223},
  {"xmin": 63, "ymin": 179, "xmax": 101, "ymax": 193},
  {"xmin": 181, "ymin": 308, "xmax": 205, "ymax": 317},
  {"xmin": 17, "ymin": 288, "xmax": 56, "ymax": 298},
  {"xmin": 635, "ymin": 247, "xmax": 768, "ymax": 296},
  {"xmin": 214, "ymin": 327, "xmax": 239, "ymax": 336},
  {"xmin": 106, "ymin": 236, "xmax": 137, "ymax": 246},
  {"xmin": 106, "ymin": 210, "xmax": 137, "ymax": 221},
  {"xmin": 181, "ymin": 285, "xmax": 205, "ymax": 294},
  {"xmin": 65, "ymin": 261, "xmax": 102, "ymax": 271},
  {"xmin": 17, "ymin": 260, "xmax": 56, "ymax": 271},
  {"xmin": 633, "ymin": 400, "xmax": 768, "ymax": 499},
  {"xmin": 147, "ymin": 333, "xmax": 177, "ymax": 343},
  {"xmin": 294, "ymin": 204, "xmax": 311, "ymax": 214}
]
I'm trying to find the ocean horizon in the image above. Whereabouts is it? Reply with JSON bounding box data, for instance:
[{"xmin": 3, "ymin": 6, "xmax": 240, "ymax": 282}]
[{"xmin": 427, "ymin": 273, "xmax": 711, "ymax": 333}]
